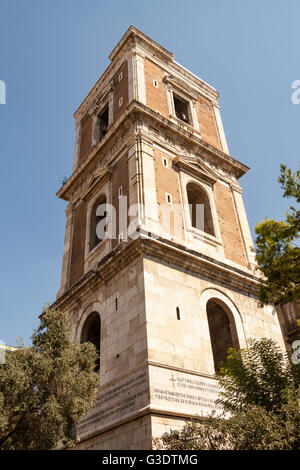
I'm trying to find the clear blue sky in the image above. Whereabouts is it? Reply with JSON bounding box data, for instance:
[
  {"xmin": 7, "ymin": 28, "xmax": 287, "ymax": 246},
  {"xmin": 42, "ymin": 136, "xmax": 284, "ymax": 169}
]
[{"xmin": 0, "ymin": 0, "xmax": 299, "ymax": 346}]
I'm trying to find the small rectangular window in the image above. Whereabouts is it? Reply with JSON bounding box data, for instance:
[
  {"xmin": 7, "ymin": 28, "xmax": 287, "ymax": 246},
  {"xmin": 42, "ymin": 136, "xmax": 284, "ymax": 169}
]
[
  {"xmin": 119, "ymin": 71, "xmax": 123, "ymax": 82},
  {"xmin": 166, "ymin": 193, "xmax": 172, "ymax": 204},
  {"xmin": 119, "ymin": 97, "xmax": 123, "ymax": 107},
  {"xmin": 153, "ymin": 79, "xmax": 158, "ymax": 88},
  {"xmin": 173, "ymin": 95, "xmax": 190, "ymax": 124},
  {"xmin": 163, "ymin": 157, "xmax": 168, "ymax": 168},
  {"xmin": 118, "ymin": 186, "xmax": 123, "ymax": 198}
]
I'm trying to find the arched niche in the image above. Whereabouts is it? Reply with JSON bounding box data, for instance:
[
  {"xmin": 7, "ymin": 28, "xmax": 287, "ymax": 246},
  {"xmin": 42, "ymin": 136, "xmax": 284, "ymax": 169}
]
[
  {"xmin": 80, "ymin": 311, "xmax": 101, "ymax": 372},
  {"xmin": 200, "ymin": 288, "xmax": 247, "ymax": 373},
  {"xmin": 206, "ymin": 299, "xmax": 239, "ymax": 372}
]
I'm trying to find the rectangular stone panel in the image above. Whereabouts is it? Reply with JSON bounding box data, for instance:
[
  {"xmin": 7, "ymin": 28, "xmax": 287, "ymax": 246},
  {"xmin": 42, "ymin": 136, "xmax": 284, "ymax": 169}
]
[
  {"xmin": 79, "ymin": 368, "xmax": 150, "ymax": 438},
  {"xmin": 150, "ymin": 365, "xmax": 221, "ymax": 417}
]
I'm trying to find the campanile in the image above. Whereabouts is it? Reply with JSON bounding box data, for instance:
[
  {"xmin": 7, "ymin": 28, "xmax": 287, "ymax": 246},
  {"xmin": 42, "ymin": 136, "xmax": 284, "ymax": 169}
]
[{"xmin": 54, "ymin": 26, "xmax": 285, "ymax": 449}]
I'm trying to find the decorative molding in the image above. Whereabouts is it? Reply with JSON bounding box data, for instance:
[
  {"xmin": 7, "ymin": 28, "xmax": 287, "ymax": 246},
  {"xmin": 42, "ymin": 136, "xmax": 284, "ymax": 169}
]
[
  {"xmin": 74, "ymin": 26, "xmax": 219, "ymax": 123},
  {"xmin": 56, "ymin": 114, "xmax": 134, "ymax": 201},
  {"xmin": 163, "ymin": 74, "xmax": 200, "ymax": 101},
  {"xmin": 80, "ymin": 165, "xmax": 113, "ymax": 202},
  {"xmin": 173, "ymin": 154, "xmax": 219, "ymax": 186},
  {"xmin": 132, "ymin": 102, "xmax": 249, "ymax": 178},
  {"xmin": 109, "ymin": 26, "xmax": 174, "ymax": 63},
  {"xmin": 58, "ymin": 100, "xmax": 248, "ymax": 202},
  {"xmin": 53, "ymin": 235, "xmax": 262, "ymax": 312}
]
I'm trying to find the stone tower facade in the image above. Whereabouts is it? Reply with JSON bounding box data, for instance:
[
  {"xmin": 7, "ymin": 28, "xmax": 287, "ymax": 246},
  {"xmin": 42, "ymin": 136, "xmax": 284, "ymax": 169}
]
[{"xmin": 54, "ymin": 26, "xmax": 285, "ymax": 449}]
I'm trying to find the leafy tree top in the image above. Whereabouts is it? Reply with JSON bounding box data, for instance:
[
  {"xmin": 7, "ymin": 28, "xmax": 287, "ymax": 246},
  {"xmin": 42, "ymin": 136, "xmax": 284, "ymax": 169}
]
[
  {"xmin": 255, "ymin": 165, "xmax": 300, "ymax": 305},
  {"xmin": 0, "ymin": 308, "xmax": 99, "ymax": 450}
]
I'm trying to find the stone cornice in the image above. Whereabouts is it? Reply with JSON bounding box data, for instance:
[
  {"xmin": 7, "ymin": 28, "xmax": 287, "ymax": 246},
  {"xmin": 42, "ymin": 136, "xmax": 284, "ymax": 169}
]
[
  {"xmin": 52, "ymin": 239, "xmax": 142, "ymax": 311},
  {"xmin": 56, "ymin": 110, "xmax": 134, "ymax": 202},
  {"xmin": 53, "ymin": 235, "xmax": 261, "ymax": 312},
  {"xmin": 74, "ymin": 27, "xmax": 220, "ymax": 124},
  {"xmin": 173, "ymin": 155, "xmax": 219, "ymax": 185},
  {"xmin": 74, "ymin": 56, "xmax": 129, "ymax": 121},
  {"xmin": 109, "ymin": 25, "xmax": 174, "ymax": 63},
  {"xmin": 163, "ymin": 74, "xmax": 200, "ymax": 101},
  {"xmin": 79, "ymin": 165, "xmax": 113, "ymax": 203},
  {"xmin": 109, "ymin": 27, "xmax": 219, "ymax": 102},
  {"xmin": 74, "ymin": 26, "xmax": 173, "ymax": 121},
  {"xmin": 140, "ymin": 235, "xmax": 260, "ymax": 296},
  {"xmin": 58, "ymin": 100, "xmax": 249, "ymax": 202},
  {"xmin": 134, "ymin": 102, "xmax": 249, "ymax": 178},
  {"xmin": 172, "ymin": 59, "xmax": 219, "ymax": 102}
]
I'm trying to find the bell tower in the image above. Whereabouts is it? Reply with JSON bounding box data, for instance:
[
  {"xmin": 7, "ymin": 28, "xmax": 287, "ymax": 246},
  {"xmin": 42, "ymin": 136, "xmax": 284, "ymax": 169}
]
[{"xmin": 53, "ymin": 26, "xmax": 285, "ymax": 449}]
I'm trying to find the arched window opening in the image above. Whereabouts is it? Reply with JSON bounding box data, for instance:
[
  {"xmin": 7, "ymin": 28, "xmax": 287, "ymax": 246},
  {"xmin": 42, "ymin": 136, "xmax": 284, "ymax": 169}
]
[
  {"xmin": 80, "ymin": 312, "xmax": 101, "ymax": 372},
  {"xmin": 89, "ymin": 195, "xmax": 107, "ymax": 251},
  {"xmin": 206, "ymin": 299, "xmax": 239, "ymax": 373},
  {"xmin": 187, "ymin": 183, "xmax": 215, "ymax": 236}
]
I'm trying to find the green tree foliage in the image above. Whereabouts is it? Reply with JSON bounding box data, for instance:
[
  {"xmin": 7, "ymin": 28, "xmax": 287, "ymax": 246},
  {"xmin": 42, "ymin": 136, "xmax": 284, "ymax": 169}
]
[
  {"xmin": 0, "ymin": 308, "xmax": 99, "ymax": 450},
  {"xmin": 155, "ymin": 338, "xmax": 300, "ymax": 450},
  {"xmin": 255, "ymin": 165, "xmax": 300, "ymax": 305},
  {"xmin": 218, "ymin": 338, "xmax": 300, "ymax": 413}
]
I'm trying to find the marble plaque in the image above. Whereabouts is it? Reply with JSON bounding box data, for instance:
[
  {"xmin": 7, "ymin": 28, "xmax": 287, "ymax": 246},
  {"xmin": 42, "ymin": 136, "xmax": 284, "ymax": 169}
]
[{"xmin": 150, "ymin": 366, "xmax": 221, "ymax": 416}]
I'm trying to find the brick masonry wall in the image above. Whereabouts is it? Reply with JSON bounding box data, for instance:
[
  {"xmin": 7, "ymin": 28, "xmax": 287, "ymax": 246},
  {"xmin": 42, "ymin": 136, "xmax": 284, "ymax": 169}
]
[
  {"xmin": 153, "ymin": 148, "xmax": 185, "ymax": 240},
  {"xmin": 144, "ymin": 58, "xmax": 169, "ymax": 118},
  {"xmin": 144, "ymin": 58, "xmax": 222, "ymax": 152},
  {"xmin": 78, "ymin": 114, "xmax": 93, "ymax": 165},
  {"xmin": 214, "ymin": 182, "xmax": 247, "ymax": 267},
  {"xmin": 113, "ymin": 60, "xmax": 129, "ymax": 123},
  {"xmin": 196, "ymin": 95, "xmax": 221, "ymax": 150},
  {"xmin": 69, "ymin": 200, "xmax": 87, "ymax": 286},
  {"xmin": 77, "ymin": 61, "xmax": 129, "ymax": 167}
]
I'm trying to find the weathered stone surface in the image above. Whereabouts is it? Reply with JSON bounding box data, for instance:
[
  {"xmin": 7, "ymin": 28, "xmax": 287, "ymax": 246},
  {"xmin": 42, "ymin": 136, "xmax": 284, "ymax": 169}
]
[{"xmin": 53, "ymin": 26, "xmax": 286, "ymax": 450}]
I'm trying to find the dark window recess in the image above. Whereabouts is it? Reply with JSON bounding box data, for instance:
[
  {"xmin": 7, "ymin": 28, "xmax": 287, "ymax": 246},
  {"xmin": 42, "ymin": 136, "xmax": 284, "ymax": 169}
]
[
  {"xmin": 176, "ymin": 307, "xmax": 180, "ymax": 320},
  {"xmin": 206, "ymin": 300, "xmax": 240, "ymax": 373},
  {"xmin": 98, "ymin": 105, "xmax": 109, "ymax": 141},
  {"xmin": 80, "ymin": 312, "xmax": 101, "ymax": 372},
  {"xmin": 187, "ymin": 183, "xmax": 215, "ymax": 236},
  {"xmin": 174, "ymin": 95, "xmax": 190, "ymax": 124}
]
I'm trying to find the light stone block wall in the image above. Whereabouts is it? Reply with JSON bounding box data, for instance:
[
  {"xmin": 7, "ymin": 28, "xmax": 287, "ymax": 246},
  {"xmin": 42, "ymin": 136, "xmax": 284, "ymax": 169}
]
[
  {"xmin": 75, "ymin": 415, "xmax": 152, "ymax": 450},
  {"xmin": 71, "ymin": 249, "xmax": 285, "ymax": 450},
  {"xmin": 72, "ymin": 257, "xmax": 146, "ymax": 387},
  {"xmin": 151, "ymin": 415, "xmax": 188, "ymax": 447},
  {"xmin": 143, "ymin": 258, "xmax": 285, "ymax": 376}
]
